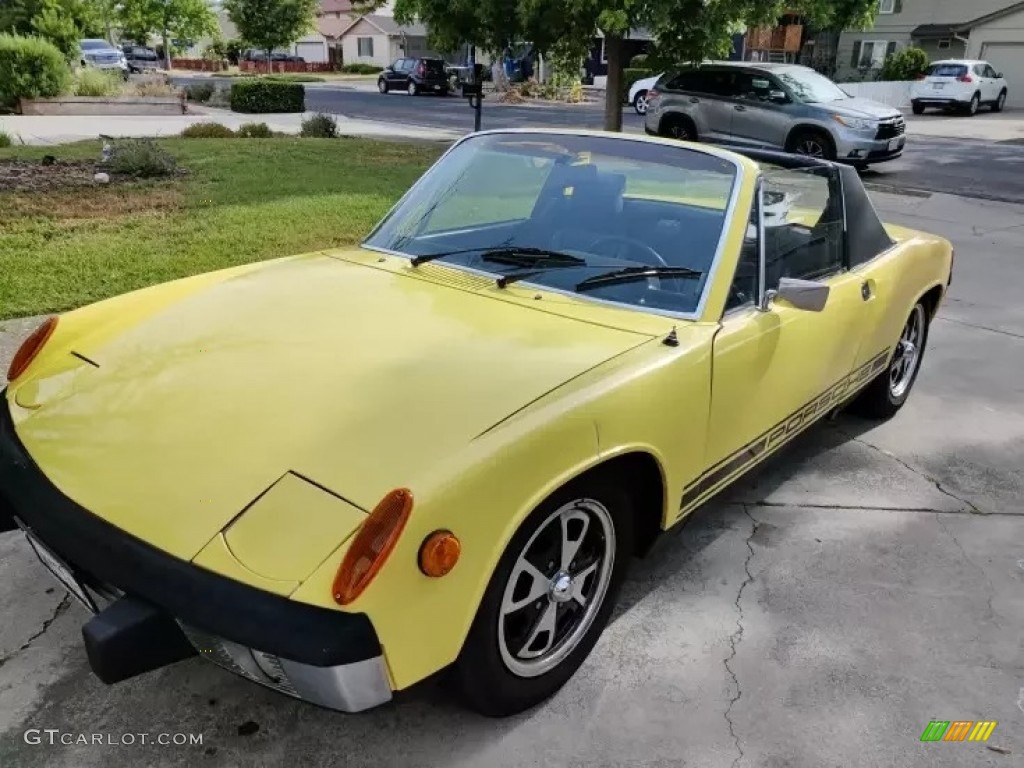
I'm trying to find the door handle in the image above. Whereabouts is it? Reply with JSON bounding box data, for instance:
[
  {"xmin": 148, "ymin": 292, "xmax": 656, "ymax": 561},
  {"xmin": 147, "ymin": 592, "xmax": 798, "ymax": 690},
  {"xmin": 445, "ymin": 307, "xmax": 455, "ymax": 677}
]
[
  {"xmin": 734, "ymin": 104, "xmax": 746, "ymax": 111},
  {"xmin": 861, "ymin": 280, "xmax": 873, "ymax": 301}
]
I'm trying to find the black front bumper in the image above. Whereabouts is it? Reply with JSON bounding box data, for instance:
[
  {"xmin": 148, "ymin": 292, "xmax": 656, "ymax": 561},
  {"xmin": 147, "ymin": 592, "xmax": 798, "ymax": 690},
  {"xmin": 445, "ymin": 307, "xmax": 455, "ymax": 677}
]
[{"xmin": 0, "ymin": 394, "xmax": 381, "ymax": 670}]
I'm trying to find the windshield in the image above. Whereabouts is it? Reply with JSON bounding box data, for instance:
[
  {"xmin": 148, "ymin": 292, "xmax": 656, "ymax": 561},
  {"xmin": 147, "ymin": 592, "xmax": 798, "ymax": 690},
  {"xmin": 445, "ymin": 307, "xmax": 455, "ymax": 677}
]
[
  {"xmin": 775, "ymin": 68, "xmax": 849, "ymax": 103},
  {"xmin": 926, "ymin": 63, "xmax": 968, "ymax": 77},
  {"xmin": 363, "ymin": 133, "xmax": 740, "ymax": 316},
  {"xmin": 81, "ymin": 40, "xmax": 113, "ymax": 50}
]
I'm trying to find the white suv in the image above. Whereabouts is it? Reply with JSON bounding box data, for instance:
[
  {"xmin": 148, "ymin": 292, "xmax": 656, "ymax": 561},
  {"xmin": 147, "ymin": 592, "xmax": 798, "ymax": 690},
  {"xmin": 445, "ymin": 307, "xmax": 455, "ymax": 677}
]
[{"xmin": 911, "ymin": 59, "xmax": 1008, "ymax": 116}]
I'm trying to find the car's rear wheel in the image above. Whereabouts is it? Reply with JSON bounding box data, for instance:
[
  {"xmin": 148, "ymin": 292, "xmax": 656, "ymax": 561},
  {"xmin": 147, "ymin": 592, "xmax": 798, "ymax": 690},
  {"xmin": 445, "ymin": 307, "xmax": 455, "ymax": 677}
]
[
  {"xmin": 378, "ymin": 78, "xmax": 388, "ymax": 94},
  {"xmin": 787, "ymin": 129, "xmax": 836, "ymax": 160},
  {"xmin": 633, "ymin": 90, "xmax": 649, "ymax": 115},
  {"xmin": 992, "ymin": 89, "xmax": 1007, "ymax": 112},
  {"xmin": 407, "ymin": 81, "xmax": 419, "ymax": 96},
  {"xmin": 452, "ymin": 477, "xmax": 633, "ymax": 717},
  {"xmin": 849, "ymin": 301, "xmax": 929, "ymax": 420},
  {"xmin": 659, "ymin": 114, "xmax": 696, "ymax": 141},
  {"xmin": 911, "ymin": 101, "xmax": 925, "ymax": 115},
  {"xmin": 965, "ymin": 92, "xmax": 980, "ymax": 115}
]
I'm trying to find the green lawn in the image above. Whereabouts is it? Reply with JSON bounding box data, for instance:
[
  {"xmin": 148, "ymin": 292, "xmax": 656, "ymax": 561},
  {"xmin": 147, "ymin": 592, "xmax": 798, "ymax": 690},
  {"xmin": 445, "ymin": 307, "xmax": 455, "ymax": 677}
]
[{"xmin": 0, "ymin": 139, "xmax": 442, "ymax": 320}]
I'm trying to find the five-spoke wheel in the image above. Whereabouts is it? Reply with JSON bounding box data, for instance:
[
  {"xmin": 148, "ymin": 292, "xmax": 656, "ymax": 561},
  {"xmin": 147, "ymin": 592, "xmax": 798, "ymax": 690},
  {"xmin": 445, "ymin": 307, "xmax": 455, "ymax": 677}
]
[{"xmin": 850, "ymin": 299, "xmax": 930, "ymax": 419}]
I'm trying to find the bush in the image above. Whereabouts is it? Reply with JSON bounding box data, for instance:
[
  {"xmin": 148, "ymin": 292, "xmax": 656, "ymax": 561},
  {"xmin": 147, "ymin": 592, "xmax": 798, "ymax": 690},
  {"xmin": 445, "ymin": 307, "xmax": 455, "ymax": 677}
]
[
  {"xmin": 879, "ymin": 47, "xmax": 929, "ymax": 81},
  {"xmin": 127, "ymin": 78, "xmax": 179, "ymax": 97},
  {"xmin": 230, "ymin": 79, "xmax": 304, "ymax": 113},
  {"xmin": 73, "ymin": 68, "xmax": 122, "ymax": 97},
  {"xmin": 264, "ymin": 74, "xmax": 325, "ymax": 83},
  {"xmin": 339, "ymin": 63, "xmax": 383, "ymax": 74},
  {"xmin": 0, "ymin": 34, "xmax": 71, "ymax": 109},
  {"xmin": 180, "ymin": 122, "xmax": 236, "ymax": 138},
  {"xmin": 205, "ymin": 40, "xmax": 227, "ymax": 61},
  {"xmin": 622, "ymin": 68, "xmax": 654, "ymax": 100},
  {"xmin": 225, "ymin": 39, "xmax": 246, "ymax": 66},
  {"xmin": 185, "ymin": 82, "xmax": 215, "ymax": 102},
  {"xmin": 630, "ymin": 53, "xmax": 649, "ymax": 68},
  {"xmin": 0, "ymin": 131, "xmax": 12, "ymax": 148},
  {"xmin": 300, "ymin": 112, "xmax": 338, "ymax": 138},
  {"xmin": 108, "ymin": 138, "xmax": 177, "ymax": 177},
  {"xmin": 237, "ymin": 121, "xmax": 273, "ymax": 138}
]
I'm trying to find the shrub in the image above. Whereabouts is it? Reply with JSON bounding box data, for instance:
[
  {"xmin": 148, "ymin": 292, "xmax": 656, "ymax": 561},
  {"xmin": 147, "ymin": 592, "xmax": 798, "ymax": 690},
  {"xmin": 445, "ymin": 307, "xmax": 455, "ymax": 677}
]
[
  {"xmin": 264, "ymin": 74, "xmax": 325, "ymax": 83},
  {"xmin": 300, "ymin": 112, "xmax": 338, "ymax": 138},
  {"xmin": 879, "ymin": 47, "xmax": 929, "ymax": 81},
  {"xmin": 108, "ymin": 138, "xmax": 177, "ymax": 177},
  {"xmin": 622, "ymin": 68, "xmax": 654, "ymax": 100},
  {"xmin": 630, "ymin": 53, "xmax": 649, "ymax": 68},
  {"xmin": 207, "ymin": 86, "xmax": 232, "ymax": 107},
  {"xmin": 180, "ymin": 122, "xmax": 236, "ymax": 138},
  {"xmin": 185, "ymin": 82, "xmax": 216, "ymax": 102},
  {"xmin": 0, "ymin": 34, "xmax": 71, "ymax": 109},
  {"xmin": 127, "ymin": 78, "xmax": 180, "ymax": 97},
  {"xmin": 230, "ymin": 79, "xmax": 304, "ymax": 113},
  {"xmin": 0, "ymin": 131, "xmax": 12, "ymax": 148},
  {"xmin": 205, "ymin": 40, "xmax": 227, "ymax": 61},
  {"xmin": 73, "ymin": 68, "xmax": 122, "ymax": 97},
  {"xmin": 237, "ymin": 121, "xmax": 273, "ymax": 138},
  {"xmin": 339, "ymin": 63, "xmax": 383, "ymax": 74}
]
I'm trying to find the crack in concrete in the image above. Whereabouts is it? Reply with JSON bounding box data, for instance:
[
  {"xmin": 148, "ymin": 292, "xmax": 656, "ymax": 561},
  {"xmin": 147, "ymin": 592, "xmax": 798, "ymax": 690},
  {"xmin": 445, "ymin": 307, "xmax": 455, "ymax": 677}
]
[
  {"xmin": 934, "ymin": 316, "xmax": 1024, "ymax": 341},
  {"xmin": 834, "ymin": 428, "xmax": 988, "ymax": 515},
  {"xmin": 0, "ymin": 594, "xmax": 70, "ymax": 671},
  {"xmin": 745, "ymin": 500, "xmax": 1018, "ymax": 516},
  {"xmin": 935, "ymin": 513, "xmax": 1000, "ymax": 628},
  {"xmin": 723, "ymin": 506, "xmax": 758, "ymax": 768}
]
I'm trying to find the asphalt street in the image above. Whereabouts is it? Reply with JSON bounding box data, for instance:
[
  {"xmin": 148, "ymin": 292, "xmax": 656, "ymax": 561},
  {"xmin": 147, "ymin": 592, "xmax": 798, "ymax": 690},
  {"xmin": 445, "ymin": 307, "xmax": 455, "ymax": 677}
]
[{"xmin": 1, "ymin": 95, "xmax": 1023, "ymax": 767}]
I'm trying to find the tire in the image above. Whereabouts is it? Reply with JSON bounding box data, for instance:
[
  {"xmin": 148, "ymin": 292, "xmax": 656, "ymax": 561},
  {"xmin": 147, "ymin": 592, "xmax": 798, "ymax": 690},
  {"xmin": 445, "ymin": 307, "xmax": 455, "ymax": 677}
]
[
  {"xmin": 633, "ymin": 90, "xmax": 649, "ymax": 116},
  {"xmin": 407, "ymin": 81, "xmax": 419, "ymax": 96},
  {"xmin": 911, "ymin": 101, "xmax": 925, "ymax": 115},
  {"xmin": 849, "ymin": 301, "xmax": 929, "ymax": 420},
  {"xmin": 992, "ymin": 89, "xmax": 1007, "ymax": 113},
  {"xmin": 439, "ymin": 87, "xmax": 449, "ymax": 97},
  {"xmin": 659, "ymin": 114, "xmax": 697, "ymax": 141},
  {"xmin": 378, "ymin": 78, "xmax": 388, "ymax": 94},
  {"xmin": 452, "ymin": 477, "xmax": 634, "ymax": 717},
  {"xmin": 787, "ymin": 129, "xmax": 836, "ymax": 160},
  {"xmin": 965, "ymin": 92, "xmax": 980, "ymax": 116}
]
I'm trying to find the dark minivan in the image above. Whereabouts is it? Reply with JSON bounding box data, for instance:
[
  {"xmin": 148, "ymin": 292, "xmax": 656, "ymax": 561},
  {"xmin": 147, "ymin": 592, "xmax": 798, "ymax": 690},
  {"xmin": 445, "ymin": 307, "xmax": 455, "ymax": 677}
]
[{"xmin": 378, "ymin": 57, "xmax": 450, "ymax": 96}]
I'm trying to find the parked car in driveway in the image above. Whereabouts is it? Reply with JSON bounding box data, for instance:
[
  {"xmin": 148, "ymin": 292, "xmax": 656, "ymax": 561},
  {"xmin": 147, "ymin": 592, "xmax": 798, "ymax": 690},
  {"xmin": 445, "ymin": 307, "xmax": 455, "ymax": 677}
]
[
  {"xmin": 628, "ymin": 72, "xmax": 663, "ymax": 115},
  {"xmin": 644, "ymin": 62, "xmax": 906, "ymax": 166},
  {"xmin": 78, "ymin": 39, "xmax": 129, "ymax": 79},
  {"xmin": 911, "ymin": 59, "xmax": 1008, "ymax": 115},
  {"xmin": 378, "ymin": 57, "xmax": 450, "ymax": 96},
  {"xmin": 121, "ymin": 44, "xmax": 160, "ymax": 73}
]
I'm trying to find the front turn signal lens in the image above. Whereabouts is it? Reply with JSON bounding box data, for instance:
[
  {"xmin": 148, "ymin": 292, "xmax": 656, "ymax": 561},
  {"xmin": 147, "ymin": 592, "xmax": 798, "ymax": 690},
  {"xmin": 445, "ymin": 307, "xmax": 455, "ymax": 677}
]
[
  {"xmin": 7, "ymin": 316, "xmax": 58, "ymax": 382},
  {"xmin": 332, "ymin": 488, "xmax": 413, "ymax": 605},
  {"xmin": 419, "ymin": 530, "xmax": 461, "ymax": 577}
]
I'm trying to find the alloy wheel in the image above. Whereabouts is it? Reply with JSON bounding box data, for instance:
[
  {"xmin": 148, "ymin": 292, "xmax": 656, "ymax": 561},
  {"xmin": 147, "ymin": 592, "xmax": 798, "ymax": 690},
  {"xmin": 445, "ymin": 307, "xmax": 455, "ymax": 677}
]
[
  {"xmin": 378, "ymin": 79, "xmax": 387, "ymax": 93},
  {"xmin": 634, "ymin": 93, "xmax": 648, "ymax": 115},
  {"xmin": 997, "ymin": 92, "xmax": 1006, "ymax": 111},
  {"xmin": 407, "ymin": 81, "xmax": 417, "ymax": 96},
  {"xmin": 795, "ymin": 138, "xmax": 825, "ymax": 158},
  {"xmin": 969, "ymin": 94, "xmax": 979, "ymax": 115},
  {"xmin": 497, "ymin": 499, "xmax": 615, "ymax": 678},
  {"xmin": 890, "ymin": 304, "xmax": 925, "ymax": 399}
]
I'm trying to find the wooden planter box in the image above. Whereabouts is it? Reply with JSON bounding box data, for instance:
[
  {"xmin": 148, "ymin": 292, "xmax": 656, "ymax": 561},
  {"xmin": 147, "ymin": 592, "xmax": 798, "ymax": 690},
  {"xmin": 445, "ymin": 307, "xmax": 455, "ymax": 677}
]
[
  {"xmin": 19, "ymin": 95, "xmax": 187, "ymax": 116},
  {"xmin": 171, "ymin": 58, "xmax": 229, "ymax": 72},
  {"xmin": 239, "ymin": 60, "xmax": 335, "ymax": 73}
]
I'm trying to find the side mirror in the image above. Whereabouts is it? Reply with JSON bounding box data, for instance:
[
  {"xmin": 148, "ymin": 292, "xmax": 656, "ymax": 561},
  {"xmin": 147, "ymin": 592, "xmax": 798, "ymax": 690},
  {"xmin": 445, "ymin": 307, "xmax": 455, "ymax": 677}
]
[
  {"xmin": 995, "ymin": 72, "xmax": 1003, "ymax": 78},
  {"xmin": 761, "ymin": 277, "xmax": 830, "ymax": 312},
  {"xmin": 768, "ymin": 90, "xmax": 789, "ymax": 104}
]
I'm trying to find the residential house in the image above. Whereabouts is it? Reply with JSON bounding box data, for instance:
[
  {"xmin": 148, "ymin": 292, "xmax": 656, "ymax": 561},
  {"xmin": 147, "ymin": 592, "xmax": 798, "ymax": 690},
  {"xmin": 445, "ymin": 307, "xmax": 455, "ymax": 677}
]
[
  {"xmin": 836, "ymin": 0, "xmax": 1024, "ymax": 105},
  {"xmin": 338, "ymin": 13, "xmax": 435, "ymax": 68}
]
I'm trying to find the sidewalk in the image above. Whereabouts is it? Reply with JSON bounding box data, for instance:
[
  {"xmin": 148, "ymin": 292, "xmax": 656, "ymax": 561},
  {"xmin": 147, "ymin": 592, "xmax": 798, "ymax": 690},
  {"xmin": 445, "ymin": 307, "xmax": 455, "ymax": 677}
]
[
  {"xmin": 0, "ymin": 107, "xmax": 461, "ymax": 146},
  {"xmin": 903, "ymin": 109, "xmax": 1024, "ymax": 142}
]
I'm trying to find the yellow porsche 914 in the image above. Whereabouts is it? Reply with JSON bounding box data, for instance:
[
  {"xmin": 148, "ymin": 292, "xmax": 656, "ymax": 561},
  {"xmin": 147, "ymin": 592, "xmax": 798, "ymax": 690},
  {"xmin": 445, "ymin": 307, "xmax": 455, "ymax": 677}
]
[{"xmin": 0, "ymin": 129, "xmax": 953, "ymax": 717}]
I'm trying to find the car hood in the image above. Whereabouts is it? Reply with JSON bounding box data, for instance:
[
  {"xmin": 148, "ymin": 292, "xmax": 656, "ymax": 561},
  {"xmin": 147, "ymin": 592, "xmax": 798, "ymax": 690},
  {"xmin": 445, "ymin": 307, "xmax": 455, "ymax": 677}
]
[
  {"xmin": 10, "ymin": 252, "xmax": 653, "ymax": 560},
  {"xmin": 828, "ymin": 96, "xmax": 902, "ymax": 120}
]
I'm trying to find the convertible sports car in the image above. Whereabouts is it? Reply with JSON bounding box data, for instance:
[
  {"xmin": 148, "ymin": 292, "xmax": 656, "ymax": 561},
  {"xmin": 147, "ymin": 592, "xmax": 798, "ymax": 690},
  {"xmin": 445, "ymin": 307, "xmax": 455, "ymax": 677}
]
[{"xmin": 0, "ymin": 129, "xmax": 952, "ymax": 717}]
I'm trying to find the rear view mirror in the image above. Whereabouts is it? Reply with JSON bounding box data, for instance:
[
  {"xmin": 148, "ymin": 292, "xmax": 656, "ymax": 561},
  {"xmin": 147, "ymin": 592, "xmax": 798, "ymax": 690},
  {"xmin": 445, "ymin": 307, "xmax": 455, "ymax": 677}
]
[{"xmin": 763, "ymin": 277, "xmax": 830, "ymax": 312}]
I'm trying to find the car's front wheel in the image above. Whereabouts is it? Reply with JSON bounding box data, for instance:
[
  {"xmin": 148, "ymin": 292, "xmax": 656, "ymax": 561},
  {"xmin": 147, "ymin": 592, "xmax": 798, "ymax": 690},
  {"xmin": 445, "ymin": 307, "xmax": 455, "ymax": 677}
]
[
  {"xmin": 849, "ymin": 300, "xmax": 929, "ymax": 419},
  {"xmin": 407, "ymin": 81, "xmax": 419, "ymax": 96},
  {"xmin": 633, "ymin": 90, "xmax": 649, "ymax": 115},
  {"xmin": 378, "ymin": 78, "xmax": 388, "ymax": 94},
  {"xmin": 788, "ymin": 129, "xmax": 836, "ymax": 160},
  {"xmin": 911, "ymin": 100, "xmax": 925, "ymax": 115},
  {"xmin": 453, "ymin": 477, "xmax": 633, "ymax": 717},
  {"xmin": 992, "ymin": 89, "xmax": 1007, "ymax": 112}
]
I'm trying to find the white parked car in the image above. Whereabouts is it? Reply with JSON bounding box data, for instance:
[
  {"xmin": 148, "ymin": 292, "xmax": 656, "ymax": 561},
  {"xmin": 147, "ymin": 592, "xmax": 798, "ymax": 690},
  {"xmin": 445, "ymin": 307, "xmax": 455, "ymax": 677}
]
[
  {"xmin": 78, "ymin": 39, "xmax": 129, "ymax": 80},
  {"xmin": 628, "ymin": 73, "xmax": 663, "ymax": 115},
  {"xmin": 911, "ymin": 59, "xmax": 1008, "ymax": 116}
]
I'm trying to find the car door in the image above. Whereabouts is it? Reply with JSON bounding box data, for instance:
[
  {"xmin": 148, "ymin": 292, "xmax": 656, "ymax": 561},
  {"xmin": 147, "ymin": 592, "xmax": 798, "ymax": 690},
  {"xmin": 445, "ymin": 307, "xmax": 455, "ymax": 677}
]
[
  {"xmin": 683, "ymin": 69, "xmax": 739, "ymax": 142},
  {"xmin": 387, "ymin": 59, "xmax": 407, "ymax": 86},
  {"xmin": 972, "ymin": 63, "xmax": 992, "ymax": 101},
  {"xmin": 983, "ymin": 63, "xmax": 1003, "ymax": 100},
  {"xmin": 700, "ymin": 165, "xmax": 881, "ymax": 492},
  {"xmin": 726, "ymin": 72, "xmax": 793, "ymax": 150}
]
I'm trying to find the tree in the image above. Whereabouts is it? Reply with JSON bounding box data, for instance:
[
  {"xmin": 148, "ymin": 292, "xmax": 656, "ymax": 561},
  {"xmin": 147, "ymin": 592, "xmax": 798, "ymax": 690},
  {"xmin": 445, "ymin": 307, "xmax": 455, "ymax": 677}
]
[
  {"xmin": 365, "ymin": 0, "xmax": 881, "ymax": 131},
  {"xmin": 117, "ymin": 0, "xmax": 219, "ymax": 68},
  {"xmin": 0, "ymin": 0, "xmax": 103, "ymax": 60},
  {"xmin": 223, "ymin": 0, "xmax": 318, "ymax": 70}
]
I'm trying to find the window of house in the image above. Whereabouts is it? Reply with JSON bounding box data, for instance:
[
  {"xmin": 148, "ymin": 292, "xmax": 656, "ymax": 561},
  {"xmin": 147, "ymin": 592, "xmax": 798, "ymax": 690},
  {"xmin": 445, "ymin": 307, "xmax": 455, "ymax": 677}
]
[
  {"xmin": 851, "ymin": 40, "xmax": 892, "ymax": 69},
  {"xmin": 878, "ymin": 0, "xmax": 895, "ymax": 13},
  {"xmin": 357, "ymin": 37, "xmax": 374, "ymax": 57},
  {"xmin": 937, "ymin": 38, "xmax": 951, "ymax": 50}
]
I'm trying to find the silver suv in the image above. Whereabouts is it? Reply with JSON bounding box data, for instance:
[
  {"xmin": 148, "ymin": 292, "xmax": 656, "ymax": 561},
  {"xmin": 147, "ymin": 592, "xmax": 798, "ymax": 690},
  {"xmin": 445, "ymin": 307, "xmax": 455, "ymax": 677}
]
[{"xmin": 644, "ymin": 62, "xmax": 906, "ymax": 166}]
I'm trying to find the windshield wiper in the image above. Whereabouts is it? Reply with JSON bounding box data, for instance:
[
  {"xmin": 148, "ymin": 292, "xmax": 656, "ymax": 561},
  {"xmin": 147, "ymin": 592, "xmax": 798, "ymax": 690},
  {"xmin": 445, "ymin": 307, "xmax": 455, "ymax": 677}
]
[
  {"xmin": 575, "ymin": 266, "xmax": 703, "ymax": 292},
  {"xmin": 409, "ymin": 246, "xmax": 586, "ymax": 268}
]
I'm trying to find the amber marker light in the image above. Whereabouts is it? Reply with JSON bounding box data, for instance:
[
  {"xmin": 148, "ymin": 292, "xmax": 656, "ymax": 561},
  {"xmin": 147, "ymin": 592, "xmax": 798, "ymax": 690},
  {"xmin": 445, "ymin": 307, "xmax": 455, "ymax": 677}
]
[
  {"xmin": 333, "ymin": 488, "xmax": 413, "ymax": 605},
  {"xmin": 418, "ymin": 530, "xmax": 461, "ymax": 577},
  {"xmin": 7, "ymin": 316, "xmax": 58, "ymax": 382}
]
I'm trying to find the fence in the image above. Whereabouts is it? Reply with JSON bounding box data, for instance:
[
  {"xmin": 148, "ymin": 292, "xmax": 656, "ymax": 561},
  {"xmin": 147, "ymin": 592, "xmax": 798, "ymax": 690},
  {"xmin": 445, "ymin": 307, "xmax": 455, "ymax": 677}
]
[
  {"xmin": 836, "ymin": 80, "xmax": 913, "ymax": 109},
  {"xmin": 239, "ymin": 61, "xmax": 336, "ymax": 73},
  {"xmin": 171, "ymin": 58, "xmax": 228, "ymax": 72}
]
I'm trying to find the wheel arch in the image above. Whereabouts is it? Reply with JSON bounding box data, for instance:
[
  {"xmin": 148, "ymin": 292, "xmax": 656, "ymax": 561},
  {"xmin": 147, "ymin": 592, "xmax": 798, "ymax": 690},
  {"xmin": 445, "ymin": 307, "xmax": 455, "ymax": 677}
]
[
  {"xmin": 784, "ymin": 122, "xmax": 837, "ymax": 152},
  {"xmin": 919, "ymin": 282, "xmax": 946, "ymax": 321},
  {"xmin": 658, "ymin": 110, "xmax": 698, "ymax": 138}
]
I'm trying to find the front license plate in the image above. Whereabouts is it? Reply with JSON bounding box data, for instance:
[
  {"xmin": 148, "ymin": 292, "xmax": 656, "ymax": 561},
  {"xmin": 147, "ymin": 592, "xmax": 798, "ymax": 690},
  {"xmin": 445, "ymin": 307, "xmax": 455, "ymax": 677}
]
[
  {"xmin": 22, "ymin": 529, "xmax": 97, "ymax": 612},
  {"xmin": 887, "ymin": 138, "xmax": 901, "ymax": 151}
]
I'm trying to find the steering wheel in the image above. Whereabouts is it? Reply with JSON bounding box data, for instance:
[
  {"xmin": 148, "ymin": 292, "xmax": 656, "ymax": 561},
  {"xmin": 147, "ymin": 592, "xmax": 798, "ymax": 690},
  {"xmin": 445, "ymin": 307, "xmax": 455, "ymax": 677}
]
[{"xmin": 588, "ymin": 235, "xmax": 668, "ymax": 267}]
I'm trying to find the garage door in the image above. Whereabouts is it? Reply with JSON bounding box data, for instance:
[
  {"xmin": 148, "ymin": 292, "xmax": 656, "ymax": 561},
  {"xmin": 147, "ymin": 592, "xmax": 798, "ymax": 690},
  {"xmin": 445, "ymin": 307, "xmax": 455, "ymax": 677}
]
[
  {"xmin": 981, "ymin": 42, "xmax": 1024, "ymax": 109},
  {"xmin": 295, "ymin": 42, "xmax": 327, "ymax": 64}
]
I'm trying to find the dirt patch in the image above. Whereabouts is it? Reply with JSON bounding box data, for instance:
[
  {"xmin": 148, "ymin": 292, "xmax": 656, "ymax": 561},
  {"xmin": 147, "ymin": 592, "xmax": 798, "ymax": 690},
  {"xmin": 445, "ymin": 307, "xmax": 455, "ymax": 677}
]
[
  {"xmin": 1, "ymin": 184, "xmax": 184, "ymax": 221},
  {"xmin": 0, "ymin": 159, "xmax": 113, "ymax": 194}
]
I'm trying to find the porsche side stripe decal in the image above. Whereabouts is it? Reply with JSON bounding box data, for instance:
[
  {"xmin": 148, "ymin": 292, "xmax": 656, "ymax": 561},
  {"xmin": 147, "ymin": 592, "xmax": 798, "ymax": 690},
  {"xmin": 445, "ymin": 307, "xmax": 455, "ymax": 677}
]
[{"xmin": 678, "ymin": 348, "xmax": 891, "ymax": 515}]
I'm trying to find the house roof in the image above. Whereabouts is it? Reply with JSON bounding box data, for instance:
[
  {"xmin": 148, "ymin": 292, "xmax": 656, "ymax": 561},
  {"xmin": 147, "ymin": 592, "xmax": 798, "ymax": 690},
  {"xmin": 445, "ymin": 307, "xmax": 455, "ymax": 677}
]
[
  {"xmin": 959, "ymin": 0, "xmax": 1024, "ymax": 30},
  {"xmin": 319, "ymin": 0, "xmax": 354, "ymax": 12},
  {"xmin": 317, "ymin": 15, "xmax": 349, "ymax": 38},
  {"xmin": 340, "ymin": 13, "xmax": 427, "ymax": 38},
  {"xmin": 912, "ymin": 2, "xmax": 1024, "ymax": 37}
]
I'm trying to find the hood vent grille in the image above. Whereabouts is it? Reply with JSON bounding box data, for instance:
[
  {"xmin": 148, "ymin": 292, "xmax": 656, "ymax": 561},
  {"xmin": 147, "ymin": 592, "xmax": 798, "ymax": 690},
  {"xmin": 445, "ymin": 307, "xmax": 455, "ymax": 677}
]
[{"xmin": 416, "ymin": 264, "xmax": 493, "ymax": 292}]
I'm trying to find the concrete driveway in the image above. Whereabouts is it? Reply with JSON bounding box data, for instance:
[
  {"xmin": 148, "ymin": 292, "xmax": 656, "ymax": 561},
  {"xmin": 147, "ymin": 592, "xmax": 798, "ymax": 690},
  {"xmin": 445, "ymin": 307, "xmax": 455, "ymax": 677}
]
[{"xmin": 0, "ymin": 190, "xmax": 1021, "ymax": 767}]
